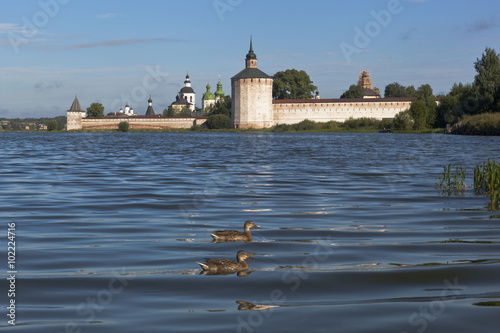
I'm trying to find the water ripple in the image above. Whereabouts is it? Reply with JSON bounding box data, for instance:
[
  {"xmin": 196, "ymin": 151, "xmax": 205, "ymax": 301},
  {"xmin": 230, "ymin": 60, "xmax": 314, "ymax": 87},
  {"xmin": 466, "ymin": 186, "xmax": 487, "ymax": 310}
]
[{"xmin": 1, "ymin": 132, "xmax": 500, "ymax": 333}]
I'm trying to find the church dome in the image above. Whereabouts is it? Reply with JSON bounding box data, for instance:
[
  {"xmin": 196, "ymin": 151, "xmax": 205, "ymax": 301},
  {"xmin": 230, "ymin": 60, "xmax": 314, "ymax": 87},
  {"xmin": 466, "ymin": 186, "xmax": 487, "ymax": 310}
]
[
  {"xmin": 246, "ymin": 49, "xmax": 257, "ymax": 60},
  {"xmin": 181, "ymin": 72, "xmax": 194, "ymax": 94},
  {"xmin": 202, "ymin": 82, "xmax": 215, "ymax": 101},
  {"xmin": 184, "ymin": 73, "xmax": 193, "ymax": 86},
  {"xmin": 215, "ymin": 78, "xmax": 225, "ymax": 98},
  {"xmin": 180, "ymin": 86, "xmax": 195, "ymax": 94}
]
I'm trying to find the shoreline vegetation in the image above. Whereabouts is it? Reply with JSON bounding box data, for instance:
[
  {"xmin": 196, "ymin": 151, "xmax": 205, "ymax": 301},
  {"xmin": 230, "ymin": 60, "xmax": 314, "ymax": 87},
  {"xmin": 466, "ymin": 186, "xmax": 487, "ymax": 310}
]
[
  {"xmin": 2, "ymin": 113, "xmax": 499, "ymax": 135},
  {"xmin": 0, "ymin": 123, "xmax": 446, "ymax": 134},
  {"xmin": 2, "ymin": 114, "xmax": 495, "ymax": 135},
  {"xmin": 446, "ymin": 113, "xmax": 500, "ymax": 136}
]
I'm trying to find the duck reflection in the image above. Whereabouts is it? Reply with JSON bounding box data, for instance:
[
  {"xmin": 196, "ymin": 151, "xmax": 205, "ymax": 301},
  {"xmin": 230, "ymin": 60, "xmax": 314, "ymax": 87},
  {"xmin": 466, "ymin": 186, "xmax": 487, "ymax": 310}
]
[
  {"xmin": 197, "ymin": 250, "xmax": 255, "ymax": 276},
  {"xmin": 200, "ymin": 270, "xmax": 253, "ymax": 277},
  {"xmin": 211, "ymin": 220, "xmax": 261, "ymax": 243},
  {"xmin": 236, "ymin": 301, "xmax": 279, "ymax": 311}
]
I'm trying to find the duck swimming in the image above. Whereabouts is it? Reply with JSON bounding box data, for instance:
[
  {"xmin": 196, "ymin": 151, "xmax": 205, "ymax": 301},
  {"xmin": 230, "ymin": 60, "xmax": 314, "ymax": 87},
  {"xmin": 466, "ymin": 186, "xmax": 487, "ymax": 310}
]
[
  {"xmin": 197, "ymin": 250, "xmax": 254, "ymax": 275},
  {"xmin": 211, "ymin": 220, "xmax": 261, "ymax": 242}
]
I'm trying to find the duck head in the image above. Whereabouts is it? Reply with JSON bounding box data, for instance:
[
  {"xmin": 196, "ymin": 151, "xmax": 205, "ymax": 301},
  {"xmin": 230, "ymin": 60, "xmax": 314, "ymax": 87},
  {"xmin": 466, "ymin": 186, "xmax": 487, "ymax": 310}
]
[
  {"xmin": 237, "ymin": 250, "xmax": 255, "ymax": 262},
  {"xmin": 244, "ymin": 220, "xmax": 261, "ymax": 231}
]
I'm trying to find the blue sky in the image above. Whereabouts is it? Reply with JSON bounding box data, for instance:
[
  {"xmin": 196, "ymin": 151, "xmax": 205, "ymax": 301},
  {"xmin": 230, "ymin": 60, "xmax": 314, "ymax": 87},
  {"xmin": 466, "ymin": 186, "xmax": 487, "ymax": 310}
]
[{"xmin": 0, "ymin": 0, "xmax": 499, "ymax": 118}]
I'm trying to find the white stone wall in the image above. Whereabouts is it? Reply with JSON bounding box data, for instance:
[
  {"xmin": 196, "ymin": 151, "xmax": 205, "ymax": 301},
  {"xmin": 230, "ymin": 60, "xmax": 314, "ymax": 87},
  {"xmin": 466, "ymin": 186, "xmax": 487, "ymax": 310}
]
[
  {"xmin": 272, "ymin": 99, "xmax": 413, "ymax": 125},
  {"xmin": 69, "ymin": 98, "xmax": 415, "ymax": 130},
  {"xmin": 232, "ymin": 78, "xmax": 273, "ymax": 129},
  {"xmin": 66, "ymin": 111, "xmax": 85, "ymax": 130},
  {"xmin": 67, "ymin": 116, "xmax": 207, "ymax": 130}
]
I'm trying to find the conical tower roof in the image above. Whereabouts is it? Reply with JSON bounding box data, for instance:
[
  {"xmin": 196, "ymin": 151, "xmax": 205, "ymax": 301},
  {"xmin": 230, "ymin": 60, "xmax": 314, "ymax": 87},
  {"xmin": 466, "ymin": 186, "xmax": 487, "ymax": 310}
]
[
  {"xmin": 232, "ymin": 37, "xmax": 271, "ymax": 80},
  {"xmin": 68, "ymin": 96, "xmax": 84, "ymax": 112},
  {"xmin": 145, "ymin": 97, "xmax": 155, "ymax": 116}
]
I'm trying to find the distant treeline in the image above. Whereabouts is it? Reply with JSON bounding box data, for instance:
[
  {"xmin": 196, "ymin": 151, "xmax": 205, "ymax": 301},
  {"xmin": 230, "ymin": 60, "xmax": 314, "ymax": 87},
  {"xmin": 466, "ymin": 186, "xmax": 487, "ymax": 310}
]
[
  {"xmin": 0, "ymin": 116, "xmax": 66, "ymax": 131},
  {"xmin": 433, "ymin": 47, "xmax": 500, "ymax": 135}
]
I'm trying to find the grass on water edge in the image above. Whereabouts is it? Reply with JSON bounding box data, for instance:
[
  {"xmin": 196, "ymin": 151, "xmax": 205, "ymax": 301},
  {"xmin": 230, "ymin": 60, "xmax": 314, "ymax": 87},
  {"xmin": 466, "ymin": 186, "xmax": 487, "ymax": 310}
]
[{"xmin": 436, "ymin": 159, "xmax": 500, "ymax": 211}]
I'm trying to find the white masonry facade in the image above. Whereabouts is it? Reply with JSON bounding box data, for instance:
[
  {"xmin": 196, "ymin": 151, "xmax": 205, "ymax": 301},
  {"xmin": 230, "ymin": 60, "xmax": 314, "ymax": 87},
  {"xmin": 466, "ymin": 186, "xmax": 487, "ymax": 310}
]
[
  {"xmin": 68, "ymin": 38, "xmax": 418, "ymax": 131},
  {"xmin": 231, "ymin": 39, "xmax": 415, "ymax": 129}
]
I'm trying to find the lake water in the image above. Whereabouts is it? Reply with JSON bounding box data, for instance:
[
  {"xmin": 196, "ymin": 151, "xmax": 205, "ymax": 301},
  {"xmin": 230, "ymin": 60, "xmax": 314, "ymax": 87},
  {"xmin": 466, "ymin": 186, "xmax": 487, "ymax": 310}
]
[{"xmin": 1, "ymin": 132, "xmax": 500, "ymax": 333}]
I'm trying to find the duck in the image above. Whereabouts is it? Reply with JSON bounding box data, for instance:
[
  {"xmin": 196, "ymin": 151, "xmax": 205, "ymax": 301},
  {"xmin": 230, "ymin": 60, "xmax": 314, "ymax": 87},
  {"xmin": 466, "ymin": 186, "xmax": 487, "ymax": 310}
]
[
  {"xmin": 197, "ymin": 250, "xmax": 254, "ymax": 275},
  {"xmin": 211, "ymin": 220, "xmax": 261, "ymax": 242}
]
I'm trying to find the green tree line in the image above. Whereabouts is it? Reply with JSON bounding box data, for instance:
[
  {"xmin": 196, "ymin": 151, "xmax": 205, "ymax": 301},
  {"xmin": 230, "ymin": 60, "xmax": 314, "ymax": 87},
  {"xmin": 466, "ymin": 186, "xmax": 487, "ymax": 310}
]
[
  {"xmin": 392, "ymin": 47, "xmax": 500, "ymax": 131},
  {"xmin": 437, "ymin": 47, "xmax": 500, "ymax": 129},
  {"xmin": 0, "ymin": 116, "xmax": 66, "ymax": 132}
]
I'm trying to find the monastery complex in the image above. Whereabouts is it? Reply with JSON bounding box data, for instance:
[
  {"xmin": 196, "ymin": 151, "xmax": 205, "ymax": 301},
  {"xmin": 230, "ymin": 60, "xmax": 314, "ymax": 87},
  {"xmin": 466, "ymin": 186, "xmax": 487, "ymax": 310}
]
[{"xmin": 67, "ymin": 39, "xmax": 415, "ymax": 131}]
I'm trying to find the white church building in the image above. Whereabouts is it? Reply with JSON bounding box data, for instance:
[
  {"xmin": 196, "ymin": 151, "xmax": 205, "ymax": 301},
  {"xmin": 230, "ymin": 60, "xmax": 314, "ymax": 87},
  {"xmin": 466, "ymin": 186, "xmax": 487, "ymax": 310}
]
[{"xmin": 170, "ymin": 73, "xmax": 196, "ymax": 112}]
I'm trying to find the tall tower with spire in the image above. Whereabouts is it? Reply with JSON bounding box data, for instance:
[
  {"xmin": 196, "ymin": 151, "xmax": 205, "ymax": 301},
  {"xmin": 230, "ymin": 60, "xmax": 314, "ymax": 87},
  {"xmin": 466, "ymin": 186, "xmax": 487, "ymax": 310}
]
[
  {"xmin": 246, "ymin": 37, "xmax": 257, "ymax": 69},
  {"xmin": 231, "ymin": 37, "xmax": 273, "ymax": 129}
]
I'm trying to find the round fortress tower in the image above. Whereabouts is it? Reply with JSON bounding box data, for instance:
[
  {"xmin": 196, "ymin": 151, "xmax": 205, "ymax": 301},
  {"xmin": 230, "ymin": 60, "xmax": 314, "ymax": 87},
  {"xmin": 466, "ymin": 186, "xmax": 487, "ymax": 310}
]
[{"xmin": 231, "ymin": 37, "xmax": 273, "ymax": 129}]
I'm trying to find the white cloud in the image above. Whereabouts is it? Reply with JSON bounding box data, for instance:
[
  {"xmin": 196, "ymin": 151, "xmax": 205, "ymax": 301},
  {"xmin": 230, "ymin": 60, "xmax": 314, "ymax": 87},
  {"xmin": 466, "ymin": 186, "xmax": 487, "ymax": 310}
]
[
  {"xmin": 0, "ymin": 22, "xmax": 51, "ymax": 36},
  {"xmin": 0, "ymin": 22, "xmax": 50, "ymax": 49},
  {"xmin": 68, "ymin": 38, "xmax": 178, "ymax": 49},
  {"xmin": 36, "ymin": 38, "xmax": 180, "ymax": 51},
  {"xmin": 96, "ymin": 13, "xmax": 118, "ymax": 19},
  {"xmin": 0, "ymin": 23, "xmax": 23, "ymax": 34},
  {"xmin": 0, "ymin": 66, "xmax": 148, "ymax": 78},
  {"xmin": 35, "ymin": 80, "xmax": 63, "ymax": 90}
]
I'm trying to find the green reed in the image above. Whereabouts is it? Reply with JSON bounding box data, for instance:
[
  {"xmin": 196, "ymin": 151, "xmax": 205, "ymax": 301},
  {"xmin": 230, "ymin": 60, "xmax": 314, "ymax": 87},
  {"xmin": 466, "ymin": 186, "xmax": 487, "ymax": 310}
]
[
  {"xmin": 436, "ymin": 160, "xmax": 499, "ymax": 210},
  {"xmin": 474, "ymin": 160, "xmax": 500, "ymax": 210},
  {"xmin": 435, "ymin": 164, "xmax": 467, "ymax": 194}
]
